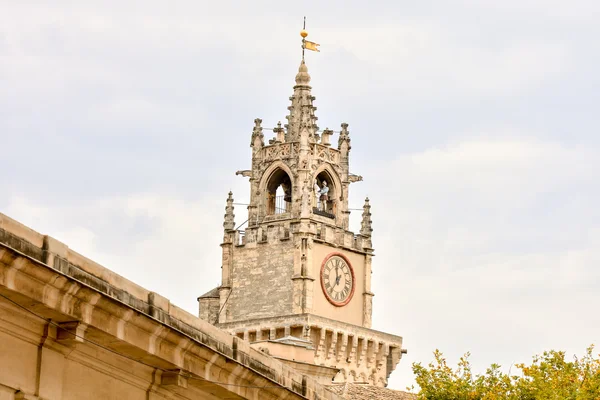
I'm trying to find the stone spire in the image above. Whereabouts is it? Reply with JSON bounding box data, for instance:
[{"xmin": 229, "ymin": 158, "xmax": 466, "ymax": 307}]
[
  {"xmin": 223, "ymin": 192, "xmax": 235, "ymax": 231},
  {"xmin": 285, "ymin": 61, "xmax": 319, "ymax": 142},
  {"xmin": 360, "ymin": 197, "xmax": 373, "ymax": 237}
]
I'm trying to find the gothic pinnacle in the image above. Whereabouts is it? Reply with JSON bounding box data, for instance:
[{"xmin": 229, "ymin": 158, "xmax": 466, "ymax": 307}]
[
  {"xmin": 250, "ymin": 118, "xmax": 264, "ymax": 148},
  {"xmin": 338, "ymin": 122, "xmax": 351, "ymax": 150},
  {"xmin": 360, "ymin": 197, "xmax": 373, "ymax": 237},
  {"xmin": 223, "ymin": 191, "xmax": 235, "ymax": 231},
  {"xmin": 286, "ymin": 61, "xmax": 318, "ymax": 142},
  {"xmin": 295, "ymin": 61, "xmax": 311, "ymax": 86}
]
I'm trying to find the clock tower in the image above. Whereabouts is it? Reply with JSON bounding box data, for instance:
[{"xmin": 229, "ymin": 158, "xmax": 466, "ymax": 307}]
[{"xmin": 198, "ymin": 59, "xmax": 405, "ymax": 387}]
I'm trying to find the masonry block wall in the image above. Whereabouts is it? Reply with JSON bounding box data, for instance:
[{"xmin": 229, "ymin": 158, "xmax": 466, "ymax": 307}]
[{"xmin": 227, "ymin": 228, "xmax": 296, "ymax": 321}]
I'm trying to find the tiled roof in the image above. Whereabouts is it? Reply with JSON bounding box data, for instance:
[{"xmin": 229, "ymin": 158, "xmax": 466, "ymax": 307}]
[
  {"xmin": 326, "ymin": 383, "xmax": 416, "ymax": 400},
  {"xmin": 198, "ymin": 286, "xmax": 220, "ymax": 298}
]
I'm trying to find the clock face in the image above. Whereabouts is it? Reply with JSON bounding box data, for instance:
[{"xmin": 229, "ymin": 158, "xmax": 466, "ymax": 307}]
[{"xmin": 320, "ymin": 254, "xmax": 355, "ymax": 306}]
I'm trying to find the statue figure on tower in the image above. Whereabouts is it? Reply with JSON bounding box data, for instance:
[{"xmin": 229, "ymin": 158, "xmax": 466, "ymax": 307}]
[
  {"xmin": 313, "ymin": 180, "xmax": 321, "ymax": 209},
  {"xmin": 319, "ymin": 181, "xmax": 329, "ymax": 212}
]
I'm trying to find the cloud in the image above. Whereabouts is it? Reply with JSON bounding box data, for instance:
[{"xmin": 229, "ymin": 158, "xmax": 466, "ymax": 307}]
[
  {"xmin": 362, "ymin": 137, "xmax": 600, "ymax": 388},
  {"xmin": 321, "ymin": 25, "xmax": 568, "ymax": 98},
  {"xmin": 4, "ymin": 193, "xmax": 226, "ymax": 313},
  {"xmin": 1, "ymin": 0, "xmax": 599, "ymax": 392}
]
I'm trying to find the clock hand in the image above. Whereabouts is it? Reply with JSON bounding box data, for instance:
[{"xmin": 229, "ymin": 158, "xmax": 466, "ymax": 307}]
[{"xmin": 335, "ymin": 267, "xmax": 341, "ymax": 286}]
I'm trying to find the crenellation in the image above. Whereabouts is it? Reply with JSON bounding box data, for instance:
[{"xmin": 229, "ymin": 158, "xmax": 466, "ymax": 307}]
[
  {"xmin": 348, "ymin": 335, "xmax": 358, "ymax": 364},
  {"xmin": 377, "ymin": 343, "xmax": 389, "ymax": 370},
  {"xmin": 334, "ymin": 229, "xmax": 343, "ymax": 247},
  {"xmin": 366, "ymin": 340, "xmax": 374, "ymax": 368},
  {"xmin": 343, "ymin": 231, "xmax": 354, "ymax": 248},
  {"xmin": 357, "ymin": 337, "xmax": 367, "ymax": 367},
  {"xmin": 212, "ymin": 315, "xmax": 402, "ymax": 387},
  {"xmin": 337, "ymin": 332, "xmax": 348, "ymax": 363},
  {"xmin": 327, "ymin": 330, "xmax": 338, "ymax": 361}
]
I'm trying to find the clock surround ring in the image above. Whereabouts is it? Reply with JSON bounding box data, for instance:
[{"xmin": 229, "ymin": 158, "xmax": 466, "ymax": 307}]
[{"xmin": 320, "ymin": 252, "xmax": 356, "ymax": 307}]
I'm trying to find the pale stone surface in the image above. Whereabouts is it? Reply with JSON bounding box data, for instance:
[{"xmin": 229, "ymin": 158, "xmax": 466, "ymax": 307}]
[
  {"xmin": 198, "ymin": 60, "xmax": 406, "ymax": 388},
  {"xmin": 0, "ymin": 212, "xmax": 342, "ymax": 400},
  {"xmin": 326, "ymin": 383, "xmax": 416, "ymax": 400}
]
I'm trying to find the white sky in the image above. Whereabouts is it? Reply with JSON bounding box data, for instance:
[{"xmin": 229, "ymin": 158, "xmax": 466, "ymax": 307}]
[{"xmin": 1, "ymin": 0, "xmax": 599, "ymax": 391}]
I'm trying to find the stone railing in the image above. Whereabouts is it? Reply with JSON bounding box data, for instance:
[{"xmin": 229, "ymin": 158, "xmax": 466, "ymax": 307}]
[
  {"xmin": 233, "ymin": 221, "xmax": 371, "ymax": 254},
  {"xmin": 313, "ymin": 144, "xmax": 340, "ymax": 164},
  {"xmin": 262, "ymin": 142, "xmax": 296, "ymax": 163}
]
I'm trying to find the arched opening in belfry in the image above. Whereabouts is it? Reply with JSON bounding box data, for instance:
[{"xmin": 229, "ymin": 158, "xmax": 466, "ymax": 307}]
[
  {"xmin": 265, "ymin": 168, "xmax": 292, "ymax": 215},
  {"xmin": 313, "ymin": 170, "xmax": 337, "ymax": 217}
]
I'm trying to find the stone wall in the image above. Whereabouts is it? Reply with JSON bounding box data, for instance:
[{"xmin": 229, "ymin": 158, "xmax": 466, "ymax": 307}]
[
  {"xmin": 198, "ymin": 295, "xmax": 219, "ymax": 323},
  {"xmin": 227, "ymin": 227, "xmax": 296, "ymax": 321}
]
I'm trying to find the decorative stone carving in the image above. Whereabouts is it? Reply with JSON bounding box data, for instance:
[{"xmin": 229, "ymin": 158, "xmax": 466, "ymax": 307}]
[
  {"xmin": 338, "ymin": 123, "xmax": 350, "ymax": 150},
  {"xmin": 250, "ymin": 118, "xmax": 264, "ymax": 148},
  {"xmin": 223, "ymin": 192, "xmax": 235, "ymax": 231},
  {"xmin": 348, "ymin": 174, "xmax": 363, "ymax": 183},
  {"xmin": 360, "ymin": 197, "xmax": 373, "ymax": 237}
]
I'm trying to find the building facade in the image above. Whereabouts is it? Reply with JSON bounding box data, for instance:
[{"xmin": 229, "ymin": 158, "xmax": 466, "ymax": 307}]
[
  {"xmin": 0, "ymin": 213, "xmax": 342, "ymax": 400},
  {"xmin": 198, "ymin": 60, "xmax": 406, "ymax": 387}
]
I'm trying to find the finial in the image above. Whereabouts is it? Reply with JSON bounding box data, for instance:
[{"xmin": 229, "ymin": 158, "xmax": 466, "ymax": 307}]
[
  {"xmin": 250, "ymin": 118, "xmax": 264, "ymax": 148},
  {"xmin": 321, "ymin": 128, "xmax": 332, "ymax": 146},
  {"xmin": 338, "ymin": 122, "xmax": 351, "ymax": 151},
  {"xmin": 274, "ymin": 121, "xmax": 285, "ymax": 143},
  {"xmin": 223, "ymin": 192, "xmax": 235, "ymax": 231},
  {"xmin": 295, "ymin": 61, "xmax": 311, "ymax": 86},
  {"xmin": 360, "ymin": 197, "xmax": 373, "ymax": 237}
]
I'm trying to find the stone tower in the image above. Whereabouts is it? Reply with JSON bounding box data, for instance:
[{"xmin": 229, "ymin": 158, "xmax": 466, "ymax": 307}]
[{"xmin": 198, "ymin": 60, "xmax": 405, "ymax": 387}]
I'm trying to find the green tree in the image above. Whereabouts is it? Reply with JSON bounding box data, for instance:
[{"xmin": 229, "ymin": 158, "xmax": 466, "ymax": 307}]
[{"xmin": 412, "ymin": 346, "xmax": 600, "ymax": 400}]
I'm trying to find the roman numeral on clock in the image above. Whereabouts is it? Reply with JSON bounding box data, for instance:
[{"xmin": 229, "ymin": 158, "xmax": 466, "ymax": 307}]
[{"xmin": 322, "ymin": 255, "xmax": 353, "ymax": 304}]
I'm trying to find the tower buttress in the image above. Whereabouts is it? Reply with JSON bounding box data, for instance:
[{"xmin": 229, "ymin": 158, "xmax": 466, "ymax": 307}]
[
  {"xmin": 219, "ymin": 192, "xmax": 235, "ymax": 323},
  {"xmin": 360, "ymin": 197, "xmax": 373, "ymax": 238},
  {"xmin": 248, "ymin": 119, "xmax": 264, "ymax": 226},
  {"xmin": 338, "ymin": 123, "xmax": 352, "ymax": 229},
  {"xmin": 223, "ymin": 191, "xmax": 235, "ymax": 232},
  {"xmin": 360, "ymin": 197, "xmax": 374, "ymax": 328}
]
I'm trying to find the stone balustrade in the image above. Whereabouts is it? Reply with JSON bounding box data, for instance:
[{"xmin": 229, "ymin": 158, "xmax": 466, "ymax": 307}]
[{"xmin": 234, "ymin": 221, "xmax": 372, "ymax": 255}]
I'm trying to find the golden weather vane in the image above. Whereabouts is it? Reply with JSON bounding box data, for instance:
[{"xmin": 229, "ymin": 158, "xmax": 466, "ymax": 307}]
[{"xmin": 301, "ymin": 16, "xmax": 320, "ymax": 61}]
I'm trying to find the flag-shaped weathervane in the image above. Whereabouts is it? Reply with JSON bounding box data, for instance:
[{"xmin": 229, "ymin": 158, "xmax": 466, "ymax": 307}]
[{"xmin": 301, "ymin": 16, "xmax": 320, "ymax": 60}]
